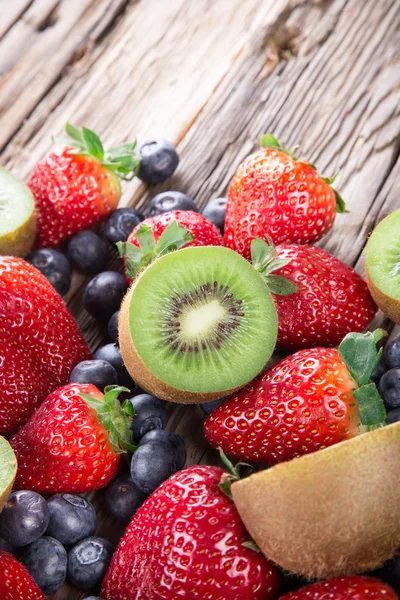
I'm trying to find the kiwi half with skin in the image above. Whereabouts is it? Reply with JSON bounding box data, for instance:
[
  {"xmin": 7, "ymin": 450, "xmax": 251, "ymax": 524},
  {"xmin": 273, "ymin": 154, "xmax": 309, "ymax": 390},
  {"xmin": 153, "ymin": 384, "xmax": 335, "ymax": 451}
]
[
  {"xmin": 366, "ymin": 209, "xmax": 400, "ymax": 324},
  {"xmin": 0, "ymin": 436, "xmax": 17, "ymax": 512},
  {"xmin": 119, "ymin": 245, "xmax": 279, "ymax": 403},
  {"xmin": 231, "ymin": 421, "xmax": 400, "ymax": 580},
  {"xmin": 0, "ymin": 167, "xmax": 36, "ymax": 258}
]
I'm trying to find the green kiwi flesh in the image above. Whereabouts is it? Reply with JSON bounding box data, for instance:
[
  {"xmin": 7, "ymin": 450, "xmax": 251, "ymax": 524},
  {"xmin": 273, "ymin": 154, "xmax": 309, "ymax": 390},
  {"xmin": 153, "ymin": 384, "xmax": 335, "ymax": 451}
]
[
  {"xmin": 0, "ymin": 436, "xmax": 17, "ymax": 512},
  {"xmin": 119, "ymin": 246, "xmax": 278, "ymax": 402},
  {"xmin": 366, "ymin": 209, "xmax": 400, "ymax": 323},
  {"xmin": 0, "ymin": 167, "xmax": 36, "ymax": 258}
]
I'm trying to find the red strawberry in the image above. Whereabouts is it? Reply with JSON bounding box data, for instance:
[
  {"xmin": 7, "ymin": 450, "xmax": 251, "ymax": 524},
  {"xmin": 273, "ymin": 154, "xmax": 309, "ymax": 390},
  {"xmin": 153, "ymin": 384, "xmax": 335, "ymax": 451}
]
[
  {"xmin": 205, "ymin": 331, "xmax": 387, "ymax": 465},
  {"xmin": 102, "ymin": 465, "xmax": 281, "ymax": 600},
  {"xmin": 0, "ymin": 550, "xmax": 45, "ymax": 600},
  {"xmin": 10, "ymin": 384, "xmax": 134, "ymax": 494},
  {"xmin": 281, "ymin": 576, "xmax": 399, "ymax": 600},
  {"xmin": 0, "ymin": 256, "xmax": 91, "ymax": 436},
  {"xmin": 224, "ymin": 135, "xmax": 346, "ymax": 259},
  {"xmin": 28, "ymin": 123, "xmax": 140, "ymax": 248}
]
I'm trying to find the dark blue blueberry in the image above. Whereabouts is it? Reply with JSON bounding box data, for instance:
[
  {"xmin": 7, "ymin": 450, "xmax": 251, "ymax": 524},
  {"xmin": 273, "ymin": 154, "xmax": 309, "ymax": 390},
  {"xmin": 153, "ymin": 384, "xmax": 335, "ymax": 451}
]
[
  {"xmin": 147, "ymin": 191, "xmax": 197, "ymax": 217},
  {"xmin": 83, "ymin": 271, "xmax": 127, "ymax": 320},
  {"xmin": 139, "ymin": 429, "xmax": 186, "ymax": 470},
  {"xmin": 103, "ymin": 208, "xmax": 145, "ymax": 244},
  {"xmin": 66, "ymin": 231, "xmax": 109, "ymax": 274},
  {"xmin": 0, "ymin": 535, "xmax": 15, "ymax": 554},
  {"xmin": 200, "ymin": 399, "xmax": 224, "ymax": 416},
  {"xmin": 46, "ymin": 494, "xmax": 96, "ymax": 545},
  {"xmin": 105, "ymin": 475, "xmax": 147, "ymax": 523},
  {"xmin": 0, "ymin": 490, "xmax": 49, "ymax": 547},
  {"xmin": 201, "ymin": 197, "xmax": 227, "ymax": 233},
  {"xmin": 371, "ymin": 361, "xmax": 386, "ymax": 385},
  {"xmin": 21, "ymin": 536, "xmax": 67, "ymax": 594},
  {"xmin": 387, "ymin": 407, "xmax": 400, "ymax": 424},
  {"xmin": 69, "ymin": 359, "xmax": 118, "ymax": 390},
  {"xmin": 130, "ymin": 440, "xmax": 179, "ymax": 494},
  {"xmin": 383, "ymin": 336, "xmax": 400, "ymax": 370},
  {"xmin": 138, "ymin": 138, "xmax": 179, "ymax": 185},
  {"xmin": 373, "ymin": 552, "xmax": 400, "ymax": 590},
  {"xmin": 67, "ymin": 536, "xmax": 113, "ymax": 590},
  {"xmin": 129, "ymin": 394, "xmax": 167, "ymax": 442},
  {"xmin": 93, "ymin": 344, "xmax": 134, "ymax": 390},
  {"xmin": 108, "ymin": 310, "xmax": 120, "ymax": 343},
  {"xmin": 26, "ymin": 248, "xmax": 71, "ymax": 296},
  {"xmin": 379, "ymin": 368, "xmax": 400, "ymax": 409}
]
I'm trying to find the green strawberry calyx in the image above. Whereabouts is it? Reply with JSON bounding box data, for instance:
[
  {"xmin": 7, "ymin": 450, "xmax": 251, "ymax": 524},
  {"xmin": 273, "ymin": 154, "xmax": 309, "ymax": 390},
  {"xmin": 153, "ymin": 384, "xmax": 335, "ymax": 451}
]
[
  {"xmin": 338, "ymin": 329, "xmax": 387, "ymax": 430},
  {"xmin": 260, "ymin": 133, "xmax": 347, "ymax": 214},
  {"xmin": 117, "ymin": 220, "xmax": 194, "ymax": 281},
  {"xmin": 59, "ymin": 122, "xmax": 141, "ymax": 180},
  {"xmin": 251, "ymin": 236, "xmax": 298, "ymax": 296},
  {"xmin": 80, "ymin": 385, "xmax": 137, "ymax": 453}
]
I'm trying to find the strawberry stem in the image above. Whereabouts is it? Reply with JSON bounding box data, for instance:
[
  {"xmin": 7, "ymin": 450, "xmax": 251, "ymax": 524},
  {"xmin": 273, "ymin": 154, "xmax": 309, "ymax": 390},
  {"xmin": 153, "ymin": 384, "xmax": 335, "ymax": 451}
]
[{"xmin": 251, "ymin": 236, "xmax": 298, "ymax": 296}]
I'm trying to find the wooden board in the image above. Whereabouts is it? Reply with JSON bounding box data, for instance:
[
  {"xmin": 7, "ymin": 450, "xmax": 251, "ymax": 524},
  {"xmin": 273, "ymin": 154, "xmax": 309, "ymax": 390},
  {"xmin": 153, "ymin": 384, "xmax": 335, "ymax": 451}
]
[{"xmin": 0, "ymin": 0, "xmax": 399, "ymax": 598}]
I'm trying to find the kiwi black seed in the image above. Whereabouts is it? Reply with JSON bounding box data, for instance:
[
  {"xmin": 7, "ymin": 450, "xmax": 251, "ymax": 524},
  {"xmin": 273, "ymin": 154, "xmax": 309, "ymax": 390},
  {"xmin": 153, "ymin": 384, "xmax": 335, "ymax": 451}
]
[{"xmin": 119, "ymin": 246, "xmax": 278, "ymax": 403}]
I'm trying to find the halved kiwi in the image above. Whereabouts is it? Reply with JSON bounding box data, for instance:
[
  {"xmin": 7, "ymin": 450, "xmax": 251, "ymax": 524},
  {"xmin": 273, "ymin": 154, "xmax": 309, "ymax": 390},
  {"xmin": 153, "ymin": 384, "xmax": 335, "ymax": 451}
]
[
  {"xmin": 0, "ymin": 167, "xmax": 36, "ymax": 258},
  {"xmin": 119, "ymin": 246, "xmax": 278, "ymax": 403},
  {"xmin": 231, "ymin": 422, "xmax": 400, "ymax": 580},
  {"xmin": 366, "ymin": 210, "xmax": 400, "ymax": 323},
  {"xmin": 0, "ymin": 436, "xmax": 17, "ymax": 512}
]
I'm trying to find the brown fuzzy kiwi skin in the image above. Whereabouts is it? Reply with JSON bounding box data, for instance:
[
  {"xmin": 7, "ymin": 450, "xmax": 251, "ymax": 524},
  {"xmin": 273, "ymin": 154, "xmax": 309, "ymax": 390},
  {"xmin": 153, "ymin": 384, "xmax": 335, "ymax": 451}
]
[
  {"xmin": 119, "ymin": 278, "xmax": 244, "ymax": 404},
  {"xmin": 366, "ymin": 267, "xmax": 400, "ymax": 324},
  {"xmin": 231, "ymin": 422, "xmax": 400, "ymax": 580},
  {"xmin": 0, "ymin": 437, "xmax": 17, "ymax": 513}
]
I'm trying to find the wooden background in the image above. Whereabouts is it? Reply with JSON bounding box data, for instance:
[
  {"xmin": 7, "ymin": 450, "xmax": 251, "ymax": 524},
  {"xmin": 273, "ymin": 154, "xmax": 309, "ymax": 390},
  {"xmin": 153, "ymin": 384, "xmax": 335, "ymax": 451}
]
[{"xmin": 1, "ymin": 0, "xmax": 399, "ymax": 598}]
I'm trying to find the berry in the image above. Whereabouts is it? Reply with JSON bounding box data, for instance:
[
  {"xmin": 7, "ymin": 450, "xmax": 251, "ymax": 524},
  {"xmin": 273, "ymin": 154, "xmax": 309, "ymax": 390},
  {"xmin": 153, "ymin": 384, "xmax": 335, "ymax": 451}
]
[
  {"xmin": 68, "ymin": 536, "xmax": 114, "ymax": 590},
  {"xmin": 138, "ymin": 429, "xmax": 186, "ymax": 470},
  {"xmin": 0, "ymin": 535, "xmax": 15, "ymax": 554},
  {"xmin": 0, "ymin": 550, "xmax": 46, "ymax": 599},
  {"xmin": 69, "ymin": 359, "xmax": 118, "ymax": 390},
  {"xmin": 280, "ymin": 575, "xmax": 398, "ymax": 600},
  {"xmin": 26, "ymin": 248, "xmax": 72, "ymax": 296},
  {"xmin": 383, "ymin": 336, "xmax": 400, "ymax": 369},
  {"xmin": 200, "ymin": 399, "xmax": 224, "ymax": 416},
  {"xmin": 0, "ymin": 491, "xmax": 49, "ymax": 547},
  {"xmin": 103, "ymin": 208, "xmax": 144, "ymax": 244},
  {"xmin": 129, "ymin": 393, "xmax": 167, "ymax": 442},
  {"xmin": 147, "ymin": 191, "xmax": 197, "ymax": 216},
  {"xmin": 108, "ymin": 310, "xmax": 120, "ymax": 343},
  {"xmin": 202, "ymin": 197, "xmax": 227, "ymax": 232},
  {"xmin": 21, "ymin": 536, "xmax": 67, "ymax": 595},
  {"xmin": 375, "ymin": 552, "xmax": 400, "ymax": 591},
  {"xmin": 46, "ymin": 494, "xmax": 96, "ymax": 545},
  {"xmin": 380, "ymin": 369, "xmax": 400, "ymax": 409},
  {"xmin": 83, "ymin": 271, "xmax": 127, "ymax": 320},
  {"xmin": 130, "ymin": 440, "xmax": 179, "ymax": 494},
  {"xmin": 67, "ymin": 230, "xmax": 108, "ymax": 274},
  {"xmin": 371, "ymin": 361, "xmax": 386, "ymax": 385},
  {"xmin": 105, "ymin": 475, "xmax": 147, "ymax": 523},
  {"xmin": 93, "ymin": 344, "xmax": 133, "ymax": 389},
  {"xmin": 387, "ymin": 408, "xmax": 400, "ymax": 424},
  {"xmin": 137, "ymin": 138, "xmax": 179, "ymax": 184}
]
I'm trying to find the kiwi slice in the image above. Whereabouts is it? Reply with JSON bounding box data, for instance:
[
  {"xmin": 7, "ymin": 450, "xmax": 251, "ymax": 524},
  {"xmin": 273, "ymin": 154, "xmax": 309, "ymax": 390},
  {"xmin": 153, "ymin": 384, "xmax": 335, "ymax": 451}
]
[
  {"xmin": 0, "ymin": 436, "xmax": 17, "ymax": 512},
  {"xmin": 366, "ymin": 209, "xmax": 400, "ymax": 323},
  {"xmin": 119, "ymin": 246, "xmax": 278, "ymax": 403},
  {"xmin": 231, "ymin": 421, "xmax": 400, "ymax": 580},
  {"xmin": 0, "ymin": 166, "xmax": 36, "ymax": 258}
]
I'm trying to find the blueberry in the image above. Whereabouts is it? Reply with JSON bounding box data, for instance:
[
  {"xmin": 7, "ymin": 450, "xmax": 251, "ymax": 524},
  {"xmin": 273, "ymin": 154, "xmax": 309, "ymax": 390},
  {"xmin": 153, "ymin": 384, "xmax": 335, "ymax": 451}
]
[
  {"xmin": 26, "ymin": 248, "xmax": 71, "ymax": 296},
  {"xmin": 138, "ymin": 429, "xmax": 186, "ymax": 470},
  {"xmin": 103, "ymin": 208, "xmax": 145, "ymax": 244},
  {"xmin": 383, "ymin": 337, "xmax": 400, "ymax": 370},
  {"xmin": 0, "ymin": 535, "xmax": 15, "ymax": 554},
  {"xmin": 371, "ymin": 361, "xmax": 386, "ymax": 385},
  {"xmin": 200, "ymin": 399, "xmax": 224, "ymax": 416},
  {"xmin": 66, "ymin": 231, "xmax": 108, "ymax": 274},
  {"xmin": 83, "ymin": 271, "xmax": 127, "ymax": 320},
  {"xmin": 69, "ymin": 359, "xmax": 118, "ymax": 390},
  {"xmin": 46, "ymin": 494, "xmax": 96, "ymax": 545},
  {"xmin": 147, "ymin": 191, "xmax": 197, "ymax": 217},
  {"xmin": 387, "ymin": 408, "xmax": 400, "ymax": 424},
  {"xmin": 202, "ymin": 197, "xmax": 227, "ymax": 233},
  {"xmin": 129, "ymin": 394, "xmax": 167, "ymax": 442},
  {"xmin": 108, "ymin": 310, "xmax": 120, "ymax": 343},
  {"xmin": 21, "ymin": 536, "xmax": 67, "ymax": 594},
  {"xmin": 93, "ymin": 344, "xmax": 134, "ymax": 390},
  {"xmin": 67, "ymin": 536, "xmax": 113, "ymax": 590},
  {"xmin": 105, "ymin": 475, "xmax": 147, "ymax": 523},
  {"xmin": 0, "ymin": 491, "xmax": 49, "ymax": 547},
  {"xmin": 137, "ymin": 138, "xmax": 179, "ymax": 184},
  {"xmin": 379, "ymin": 368, "xmax": 400, "ymax": 409},
  {"xmin": 130, "ymin": 440, "xmax": 179, "ymax": 494},
  {"xmin": 373, "ymin": 552, "xmax": 400, "ymax": 590}
]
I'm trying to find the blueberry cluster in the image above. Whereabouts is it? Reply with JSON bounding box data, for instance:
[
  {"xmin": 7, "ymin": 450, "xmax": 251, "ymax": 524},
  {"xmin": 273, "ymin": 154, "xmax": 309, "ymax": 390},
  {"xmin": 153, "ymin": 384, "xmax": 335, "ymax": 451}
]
[{"xmin": 371, "ymin": 335, "xmax": 400, "ymax": 424}]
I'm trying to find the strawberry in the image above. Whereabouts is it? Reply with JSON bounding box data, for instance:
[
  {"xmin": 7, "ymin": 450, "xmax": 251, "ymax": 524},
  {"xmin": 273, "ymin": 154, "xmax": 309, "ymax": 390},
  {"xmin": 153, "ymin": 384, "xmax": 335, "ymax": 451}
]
[
  {"xmin": 101, "ymin": 465, "xmax": 281, "ymax": 600},
  {"xmin": 224, "ymin": 134, "xmax": 346, "ymax": 259},
  {"xmin": 0, "ymin": 256, "xmax": 91, "ymax": 436},
  {"xmin": 10, "ymin": 384, "xmax": 134, "ymax": 494},
  {"xmin": 28, "ymin": 122, "xmax": 140, "ymax": 248},
  {"xmin": 0, "ymin": 550, "xmax": 45, "ymax": 600},
  {"xmin": 281, "ymin": 576, "xmax": 399, "ymax": 599},
  {"xmin": 205, "ymin": 331, "xmax": 387, "ymax": 465}
]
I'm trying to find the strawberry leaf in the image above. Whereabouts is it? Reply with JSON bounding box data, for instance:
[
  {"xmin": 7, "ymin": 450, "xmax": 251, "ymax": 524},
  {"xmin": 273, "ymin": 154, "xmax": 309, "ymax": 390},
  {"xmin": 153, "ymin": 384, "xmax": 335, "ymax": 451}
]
[
  {"xmin": 82, "ymin": 127, "xmax": 104, "ymax": 161},
  {"xmin": 251, "ymin": 237, "xmax": 298, "ymax": 296},
  {"xmin": 65, "ymin": 122, "xmax": 85, "ymax": 145},
  {"xmin": 338, "ymin": 330, "xmax": 385, "ymax": 387},
  {"xmin": 260, "ymin": 133, "xmax": 298, "ymax": 159},
  {"xmin": 242, "ymin": 540, "xmax": 261, "ymax": 553},
  {"xmin": 354, "ymin": 383, "xmax": 386, "ymax": 429},
  {"xmin": 264, "ymin": 275, "xmax": 299, "ymax": 296},
  {"xmin": 156, "ymin": 220, "xmax": 194, "ymax": 255}
]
